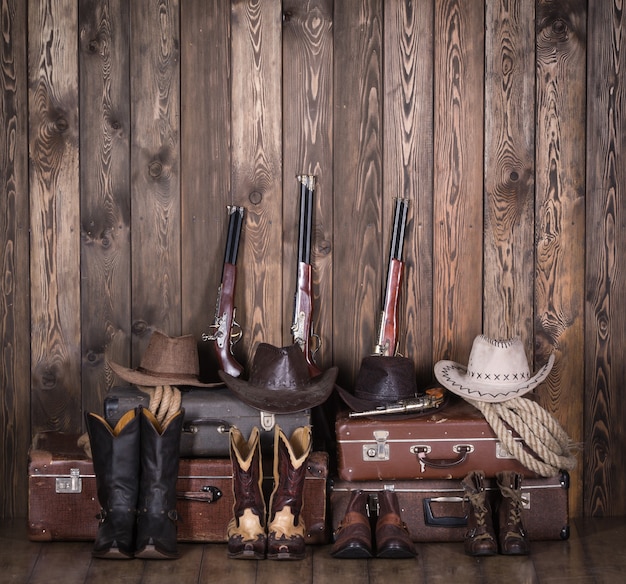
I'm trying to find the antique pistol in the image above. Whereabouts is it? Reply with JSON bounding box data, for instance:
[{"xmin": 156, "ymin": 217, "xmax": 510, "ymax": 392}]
[
  {"xmin": 203, "ymin": 205, "xmax": 245, "ymax": 377},
  {"xmin": 348, "ymin": 386, "xmax": 446, "ymax": 418}
]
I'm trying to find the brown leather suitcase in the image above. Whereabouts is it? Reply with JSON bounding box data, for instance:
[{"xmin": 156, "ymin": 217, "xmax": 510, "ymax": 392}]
[
  {"xmin": 329, "ymin": 471, "xmax": 570, "ymax": 542},
  {"xmin": 335, "ymin": 397, "xmax": 537, "ymax": 481},
  {"xmin": 28, "ymin": 431, "xmax": 329, "ymax": 544}
]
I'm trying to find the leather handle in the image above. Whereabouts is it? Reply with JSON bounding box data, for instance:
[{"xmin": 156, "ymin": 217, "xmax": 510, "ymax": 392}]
[
  {"xmin": 414, "ymin": 444, "xmax": 472, "ymax": 468},
  {"xmin": 423, "ymin": 497, "xmax": 467, "ymax": 527}
]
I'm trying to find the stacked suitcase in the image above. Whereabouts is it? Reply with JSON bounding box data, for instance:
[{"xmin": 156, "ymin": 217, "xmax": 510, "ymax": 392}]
[
  {"xmin": 28, "ymin": 385, "xmax": 330, "ymax": 544},
  {"xmin": 330, "ymin": 396, "xmax": 570, "ymax": 543}
]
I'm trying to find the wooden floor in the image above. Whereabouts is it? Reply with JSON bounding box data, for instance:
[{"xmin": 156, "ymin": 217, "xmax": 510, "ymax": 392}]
[{"xmin": 1, "ymin": 516, "xmax": 625, "ymax": 583}]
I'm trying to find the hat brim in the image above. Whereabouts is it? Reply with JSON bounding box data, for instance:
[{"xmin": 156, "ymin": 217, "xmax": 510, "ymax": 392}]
[
  {"xmin": 219, "ymin": 366, "xmax": 338, "ymax": 414},
  {"xmin": 433, "ymin": 352, "xmax": 555, "ymax": 403},
  {"xmin": 109, "ymin": 361, "xmax": 224, "ymax": 388}
]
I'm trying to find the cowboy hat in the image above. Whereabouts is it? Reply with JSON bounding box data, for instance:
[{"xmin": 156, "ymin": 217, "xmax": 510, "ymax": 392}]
[
  {"xmin": 335, "ymin": 355, "xmax": 447, "ymax": 416},
  {"xmin": 109, "ymin": 330, "xmax": 222, "ymax": 388},
  {"xmin": 218, "ymin": 343, "xmax": 337, "ymax": 414},
  {"xmin": 433, "ymin": 334, "xmax": 555, "ymax": 403}
]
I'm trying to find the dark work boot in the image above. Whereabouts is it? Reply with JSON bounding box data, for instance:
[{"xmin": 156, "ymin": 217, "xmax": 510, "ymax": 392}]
[
  {"xmin": 375, "ymin": 490, "xmax": 417, "ymax": 558},
  {"xmin": 497, "ymin": 471, "xmax": 530, "ymax": 555},
  {"xmin": 267, "ymin": 425, "xmax": 312, "ymax": 560},
  {"xmin": 227, "ymin": 426, "xmax": 267, "ymax": 560},
  {"xmin": 461, "ymin": 470, "xmax": 497, "ymax": 557},
  {"xmin": 331, "ymin": 490, "xmax": 373, "ymax": 558},
  {"xmin": 85, "ymin": 408, "xmax": 141, "ymax": 559},
  {"xmin": 134, "ymin": 406, "xmax": 184, "ymax": 559}
]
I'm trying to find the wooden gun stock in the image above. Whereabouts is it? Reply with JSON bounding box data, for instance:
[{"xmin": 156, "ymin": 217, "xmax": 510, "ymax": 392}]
[
  {"xmin": 373, "ymin": 258, "xmax": 404, "ymax": 356},
  {"xmin": 293, "ymin": 261, "xmax": 321, "ymax": 377},
  {"xmin": 208, "ymin": 263, "xmax": 244, "ymax": 377}
]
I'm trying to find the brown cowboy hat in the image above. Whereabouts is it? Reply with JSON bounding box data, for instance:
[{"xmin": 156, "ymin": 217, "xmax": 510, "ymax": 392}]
[
  {"xmin": 218, "ymin": 343, "xmax": 338, "ymax": 414},
  {"xmin": 109, "ymin": 330, "xmax": 222, "ymax": 388},
  {"xmin": 336, "ymin": 355, "xmax": 447, "ymax": 416}
]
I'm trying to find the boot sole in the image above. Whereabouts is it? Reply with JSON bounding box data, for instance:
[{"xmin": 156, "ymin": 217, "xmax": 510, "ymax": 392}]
[
  {"xmin": 134, "ymin": 544, "xmax": 179, "ymax": 560},
  {"xmin": 376, "ymin": 547, "xmax": 417, "ymax": 559},
  {"xmin": 228, "ymin": 550, "xmax": 266, "ymax": 560},
  {"xmin": 92, "ymin": 549, "xmax": 134, "ymax": 560},
  {"xmin": 331, "ymin": 544, "xmax": 373, "ymax": 559}
]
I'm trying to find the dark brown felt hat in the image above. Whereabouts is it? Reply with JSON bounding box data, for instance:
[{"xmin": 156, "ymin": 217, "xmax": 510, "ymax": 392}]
[
  {"xmin": 336, "ymin": 355, "xmax": 419, "ymax": 412},
  {"xmin": 109, "ymin": 330, "xmax": 222, "ymax": 388},
  {"xmin": 218, "ymin": 343, "xmax": 338, "ymax": 414}
]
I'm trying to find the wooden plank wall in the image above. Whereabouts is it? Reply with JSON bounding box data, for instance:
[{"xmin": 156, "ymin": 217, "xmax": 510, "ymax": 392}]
[{"xmin": 1, "ymin": 0, "xmax": 624, "ymax": 520}]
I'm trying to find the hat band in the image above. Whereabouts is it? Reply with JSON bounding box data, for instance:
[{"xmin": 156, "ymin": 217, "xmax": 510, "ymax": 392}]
[{"xmin": 136, "ymin": 367, "xmax": 198, "ymax": 381}]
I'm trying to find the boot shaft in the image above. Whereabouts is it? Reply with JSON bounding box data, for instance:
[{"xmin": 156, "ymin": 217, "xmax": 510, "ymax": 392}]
[{"xmin": 229, "ymin": 426, "xmax": 265, "ymax": 523}]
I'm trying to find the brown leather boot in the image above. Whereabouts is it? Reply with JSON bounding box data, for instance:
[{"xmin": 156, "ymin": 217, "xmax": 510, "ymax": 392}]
[
  {"xmin": 267, "ymin": 425, "xmax": 312, "ymax": 560},
  {"xmin": 227, "ymin": 427, "xmax": 266, "ymax": 559},
  {"xmin": 497, "ymin": 471, "xmax": 530, "ymax": 555},
  {"xmin": 331, "ymin": 490, "xmax": 373, "ymax": 558},
  {"xmin": 375, "ymin": 490, "xmax": 417, "ymax": 558},
  {"xmin": 461, "ymin": 470, "xmax": 497, "ymax": 556}
]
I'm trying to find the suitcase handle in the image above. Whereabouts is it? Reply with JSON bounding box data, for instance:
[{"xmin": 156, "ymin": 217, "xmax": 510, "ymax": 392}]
[
  {"xmin": 413, "ymin": 444, "xmax": 473, "ymax": 469},
  {"xmin": 183, "ymin": 419, "xmax": 233, "ymax": 434},
  {"xmin": 176, "ymin": 485, "xmax": 223, "ymax": 503},
  {"xmin": 423, "ymin": 497, "xmax": 467, "ymax": 527}
]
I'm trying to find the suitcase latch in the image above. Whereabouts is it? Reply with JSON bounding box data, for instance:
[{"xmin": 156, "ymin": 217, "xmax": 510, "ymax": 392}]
[
  {"xmin": 260, "ymin": 411, "xmax": 275, "ymax": 431},
  {"xmin": 56, "ymin": 468, "xmax": 82, "ymax": 494},
  {"xmin": 362, "ymin": 430, "xmax": 390, "ymax": 461}
]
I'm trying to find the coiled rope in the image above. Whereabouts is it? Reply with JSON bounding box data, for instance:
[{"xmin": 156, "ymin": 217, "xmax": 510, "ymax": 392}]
[{"xmin": 465, "ymin": 396, "xmax": 577, "ymax": 477}]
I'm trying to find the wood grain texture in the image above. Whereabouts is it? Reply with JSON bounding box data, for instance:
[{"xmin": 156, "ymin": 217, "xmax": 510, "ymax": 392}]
[
  {"xmin": 483, "ymin": 0, "xmax": 535, "ymax": 348},
  {"xmin": 281, "ymin": 0, "xmax": 334, "ymax": 369},
  {"xmin": 129, "ymin": 0, "xmax": 181, "ymax": 361},
  {"xmin": 78, "ymin": 0, "xmax": 131, "ymax": 415},
  {"xmin": 180, "ymin": 0, "xmax": 232, "ymax": 382},
  {"xmin": 432, "ymin": 0, "xmax": 485, "ymax": 364},
  {"xmin": 333, "ymin": 0, "xmax": 383, "ymax": 386},
  {"xmin": 1, "ymin": 0, "xmax": 29, "ymax": 518},
  {"xmin": 28, "ymin": 0, "xmax": 81, "ymax": 433},
  {"xmin": 231, "ymin": 0, "xmax": 283, "ymax": 362},
  {"xmin": 535, "ymin": 0, "xmax": 586, "ymax": 518},
  {"xmin": 383, "ymin": 0, "xmax": 434, "ymax": 384},
  {"xmin": 585, "ymin": 0, "xmax": 626, "ymax": 517}
]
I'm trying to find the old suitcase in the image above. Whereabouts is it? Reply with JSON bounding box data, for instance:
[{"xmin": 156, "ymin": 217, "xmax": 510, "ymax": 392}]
[
  {"xmin": 335, "ymin": 396, "xmax": 537, "ymax": 481},
  {"xmin": 28, "ymin": 431, "xmax": 329, "ymax": 544},
  {"xmin": 103, "ymin": 385, "xmax": 311, "ymax": 458},
  {"xmin": 330, "ymin": 471, "xmax": 570, "ymax": 542}
]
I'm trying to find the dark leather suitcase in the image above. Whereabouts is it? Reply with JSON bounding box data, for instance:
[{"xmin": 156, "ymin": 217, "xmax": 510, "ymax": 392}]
[
  {"xmin": 28, "ymin": 431, "xmax": 329, "ymax": 544},
  {"xmin": 104, "ymin": 385, "xmax": 311, "ymax": 458},
  {"xmin": 335, "ymin": 397, "xmax": 537, "ymax": 481},
  {"xmin": 329, "ymin": 471, "xmax": 570, "ymax": 542}
]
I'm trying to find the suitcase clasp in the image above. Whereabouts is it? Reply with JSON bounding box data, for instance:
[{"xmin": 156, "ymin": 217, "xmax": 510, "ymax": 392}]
[
  {"xmin": 362, "ymin": 430, "xmax": 390, "ymax": 461},
  {"xmin": 55, "ymin": 468, "xmax": 82, "ymax": 494},
  {"xmin": 260, "ymin": 411, "xmax": 275, "ymax": 431}
]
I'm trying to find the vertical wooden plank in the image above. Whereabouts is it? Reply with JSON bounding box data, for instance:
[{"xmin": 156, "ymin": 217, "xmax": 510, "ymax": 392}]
[
  {"xmin": 78, "ymin": 0, "xmax": 131, "ymax": 415},
  {"xmin": 129, "ymin": 0, "xmax": 181, "ymax": 361},
  {"xmin": 432, "ymin": 0, "xmax": 485, "ymax": 363},
  {"xmin": 535, "ymin": 0, "xmax": 586, "ymax": 518},
  {"xmin": 1, "ymin": 0, "xmax": 29, "ymax": 518},
  {"xmin": 282, "ymin": 0, "xmax": 334, "ymax": 365},
  {"xmin": 333, "ymin": 0, "xmax": 383, "ymax": 386},
  {"xmin": 180, "ymin": 0, "xmax": 232, "ymax": 382},
  {"xmin": 383, "ymin": 0, "xmax": 434, "ymax": 384},
  {"xmin": 28, "ymin": 0, "xmax": 81, "ymax": 432},
  {"xmin": 585, "ymin": 1, "xmax": 626, "ymax": 517},
  {"xmin": 231, "ymin": 0, "xmax": 283, "ymax": 361},
  {"xmin": 483, "ymin": 0, "xmax": 536, "ymax": 348}
]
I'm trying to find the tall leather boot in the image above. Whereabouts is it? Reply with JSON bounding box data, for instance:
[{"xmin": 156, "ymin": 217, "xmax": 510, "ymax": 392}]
[
  {"xmin": 330, "ymin": 490, "xmax": 373, "ymax": 558},
  {"xmin": 461, "ymin": 470, "xmax": 497, "ymax": 556},
  {"xmin": 227, "ymin": 426, "xmax": 266, "ymax": 560},
  {"xmin": 267, "ymin": 425, "xmax": 312, "ymax": 560},
  {"xmin": 135, "ymin": 406, "xmax": 184, "ymax": 559},
  {"xmin": 375, "ymin": 490, "xmax": 417, "ymax": 558},
  {"xmin": 496, "ymin": 471, "xmax": 530, "ymax": 555},
  {"xmin": 85, "ymin": 408, "xmax": 140, "ymax": 559}
]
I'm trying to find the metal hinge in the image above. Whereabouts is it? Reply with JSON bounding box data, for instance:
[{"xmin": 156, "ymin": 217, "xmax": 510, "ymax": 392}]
[{"xmin": 56, "ymin": 468, "xmax": 82, "ymax": 494}]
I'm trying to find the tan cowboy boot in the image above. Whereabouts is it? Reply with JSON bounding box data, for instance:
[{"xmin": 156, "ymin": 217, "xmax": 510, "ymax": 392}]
[
  {"xmin": 227, "ymin": 427, "xmax": 266, "ymax": 559},
  {"xmin": 497, "ymin": 471, "xmax": 530, "ymax": 555},
  {"xmin": 267, "ymin": 425, "xmax": 312, "ymax": 560},
  {"xmin": 461, "ymin": 470, "xmax": 497, "ymax": 556}
]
